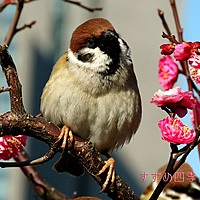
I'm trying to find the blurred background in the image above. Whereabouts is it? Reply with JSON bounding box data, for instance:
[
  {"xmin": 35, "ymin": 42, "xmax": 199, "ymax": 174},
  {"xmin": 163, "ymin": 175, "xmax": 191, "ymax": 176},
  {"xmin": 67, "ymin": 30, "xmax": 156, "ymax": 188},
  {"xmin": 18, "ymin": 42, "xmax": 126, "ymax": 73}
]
[{"xmin": 0, "ymin": 0, "xmax": 199, "ymax": 199}]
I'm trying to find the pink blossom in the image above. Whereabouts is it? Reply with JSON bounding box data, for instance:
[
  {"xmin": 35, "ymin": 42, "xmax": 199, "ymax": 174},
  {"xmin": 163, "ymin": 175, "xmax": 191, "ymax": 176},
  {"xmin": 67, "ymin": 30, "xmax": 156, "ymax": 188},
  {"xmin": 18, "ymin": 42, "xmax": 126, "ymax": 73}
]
[
  {"xmin": 160, "ymin": 44, "xmax": 175, "ymax": 55},
  {"xmin": 151, "ymin": 87, "xmax": 196, "ymax": 117},
  {"xmin": 0, "ymin": 135, "xmax": 27, "ymax": 160},
  {"xmin": 190, "ymin": 67, "xmax": 200, "ymax": 85},
  {"xmin": 174, "ymin": 42, "xmax": 192, "ymax": 61},
  {"xmin": 189, "ymin": 53, "xmax": 200, "ymax": 69},
  {"xmin": 158, "ymin": 56, "xmax": 178, "ymax": 90},
  {"xmin": 158, "ymin": 117, "xmax": 195, "ymax": 144}
]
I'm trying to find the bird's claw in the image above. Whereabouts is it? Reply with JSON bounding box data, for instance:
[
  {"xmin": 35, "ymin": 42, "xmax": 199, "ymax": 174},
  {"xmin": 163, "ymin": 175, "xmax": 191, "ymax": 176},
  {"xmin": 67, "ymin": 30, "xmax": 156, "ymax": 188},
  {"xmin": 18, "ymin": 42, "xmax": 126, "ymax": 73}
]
[
  {"xmin": 97, "ymin": 157, "xmax": 115, "ymax": 193},
  {"xmin": 58, "ymin": 125, "xmax": 74, "ymax": 149}
]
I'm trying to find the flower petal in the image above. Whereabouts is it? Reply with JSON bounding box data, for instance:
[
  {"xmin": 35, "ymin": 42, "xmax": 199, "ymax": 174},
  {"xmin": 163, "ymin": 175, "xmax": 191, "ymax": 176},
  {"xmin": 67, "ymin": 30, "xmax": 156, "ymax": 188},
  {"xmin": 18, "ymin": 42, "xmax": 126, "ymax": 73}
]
[
  {"xmin": 158, "ymin": 117, "xmax": 195, "ymax": 144},
  {"xmin": 151, "ymin": 87, "xmax": 196, "ymax": 111},
  {"xmin": 174, "ymin": 42, "xmax": 192, "ymax": 61},
  {"xmin": 158, "ymin": 56, "xmax": 178, "ymax": 90},
  {"xmin": 0, "ymin": 135, "xmax": 27, "ymax": 160}
]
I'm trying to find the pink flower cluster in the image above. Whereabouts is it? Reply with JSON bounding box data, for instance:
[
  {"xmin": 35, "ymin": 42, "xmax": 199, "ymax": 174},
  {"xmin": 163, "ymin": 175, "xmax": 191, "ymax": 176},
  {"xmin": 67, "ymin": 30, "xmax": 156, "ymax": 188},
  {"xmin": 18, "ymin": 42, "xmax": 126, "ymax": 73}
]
[
  {"xmin": 154, "ymin": 41, "xmax": 200, "ymax": 144},
  {"xmin": 158, "ymin": 117, "xmax": 195, "ymax": 144},
  {"xmin": 0, "ymin": 135, "xmax": 27, "ymax": 160},
  {"xmin": 160, "ymin": 41, "xmax": 200, "ymax": 85},
  {"xmin": 160, "ymin": 42, "xmax": 200, "ymax": 61},
  {"xmin": 151, "ymin": 87, "xmax": 196, "ymax": 144}
]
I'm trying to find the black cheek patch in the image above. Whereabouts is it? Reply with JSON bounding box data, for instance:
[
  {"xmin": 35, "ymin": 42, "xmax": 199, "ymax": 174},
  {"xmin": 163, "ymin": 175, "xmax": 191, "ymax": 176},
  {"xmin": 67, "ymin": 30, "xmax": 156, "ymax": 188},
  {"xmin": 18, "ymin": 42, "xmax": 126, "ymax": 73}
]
[{"xmin": 77, "ymin": 53, "xmax": 94, "ymax": 62}]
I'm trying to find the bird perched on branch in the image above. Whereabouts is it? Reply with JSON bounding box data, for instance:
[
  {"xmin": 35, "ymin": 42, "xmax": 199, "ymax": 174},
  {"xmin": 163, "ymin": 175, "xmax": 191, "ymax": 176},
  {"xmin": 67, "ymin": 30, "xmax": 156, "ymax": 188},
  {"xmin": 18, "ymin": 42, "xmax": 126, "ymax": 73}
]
[{"xmin": 41, "ymin": 18, "xmax": 142, "ymax": 192}]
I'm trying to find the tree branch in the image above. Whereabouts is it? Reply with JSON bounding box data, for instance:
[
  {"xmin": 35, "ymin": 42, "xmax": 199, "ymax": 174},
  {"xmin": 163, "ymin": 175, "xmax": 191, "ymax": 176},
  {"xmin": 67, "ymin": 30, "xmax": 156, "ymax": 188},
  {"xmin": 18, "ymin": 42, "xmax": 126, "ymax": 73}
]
[
  {"xmin": 0, "ymin": 0, "xmax": 102, "ymax": 13},
  {"xmin": 161, "ymin": 32, "xmax": 179, "ymax": 44},
  {"xmin": 63, "ymin": 0, "xmax": 102, "ymax": 12},
  {"xmin": 15, "ymin": 20, "xmax": 36, "ymax": 33},
  {"xmin": 170, "ymin": 0, "xmax": 200, "ymax": 159},
  {"xmin": 0, "ymin": 86, "xmax": 11, "ymax": 93},
  {"xmin": 149, "ymin": 136, "xmax": 200, "ymax": 199},
  {"xmin": 157, "ymin": 9, "xmax": 171, "ymax": 37},
  {"xmin": 170, "ymin": 0, "xmax": 183, "ymax": 43},
  {"xmin": 0, "ymin": 45, "xmax": 25, "ymax": 114},
  {"xmin": 0, "ymin": 0, "xmax": 38, "ymax": 13},
  {"xmin": 14, "ymin": 150, "xmax": 102, "ymax": 200},
  {"xmin": 15, "ymin": 151, "xmax": 68, "ymax": 200},
  {"xmin": 4, "ymin": 0, "xmax": 24, "ymax": 46}
]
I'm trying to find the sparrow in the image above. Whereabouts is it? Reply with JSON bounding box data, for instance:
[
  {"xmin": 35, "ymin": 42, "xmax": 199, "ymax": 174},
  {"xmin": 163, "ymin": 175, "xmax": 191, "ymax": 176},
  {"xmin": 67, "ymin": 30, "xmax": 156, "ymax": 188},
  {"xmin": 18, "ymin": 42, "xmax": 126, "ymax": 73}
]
[
  {"xmin": 40, "ymin": 18, "xmax": 142, "ymax": 192},
  {"xmin": 140, "ymin": 162, "xmax": 200, "ymax": 200}
]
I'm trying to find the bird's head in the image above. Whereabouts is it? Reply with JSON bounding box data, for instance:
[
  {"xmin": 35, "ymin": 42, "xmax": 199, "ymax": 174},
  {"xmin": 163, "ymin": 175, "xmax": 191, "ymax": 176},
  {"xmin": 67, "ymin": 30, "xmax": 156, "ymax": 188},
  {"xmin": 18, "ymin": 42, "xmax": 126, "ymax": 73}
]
[{"xmin": 68, "ymin": 18, "xmax": 132, "ymax": 78}]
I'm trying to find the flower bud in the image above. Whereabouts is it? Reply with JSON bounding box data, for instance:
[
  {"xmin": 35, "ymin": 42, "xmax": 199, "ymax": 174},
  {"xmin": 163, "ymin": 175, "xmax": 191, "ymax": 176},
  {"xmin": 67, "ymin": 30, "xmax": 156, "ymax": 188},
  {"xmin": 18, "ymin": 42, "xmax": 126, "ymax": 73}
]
[
  {"xmin": 160, "ymin": 44, "xmax": 175, "ymax": 55},
  {"xmin": 174, "ymin": 42, "xmax": 192, "ymax": 61}
]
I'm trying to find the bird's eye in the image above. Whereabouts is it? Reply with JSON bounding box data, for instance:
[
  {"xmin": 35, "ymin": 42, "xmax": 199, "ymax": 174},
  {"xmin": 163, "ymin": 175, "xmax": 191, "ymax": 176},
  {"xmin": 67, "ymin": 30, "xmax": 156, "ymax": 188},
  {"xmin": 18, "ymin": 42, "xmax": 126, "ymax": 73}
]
[{"xmin": 87, "ymin": 38, "xmax": 95, "ymax": 48}]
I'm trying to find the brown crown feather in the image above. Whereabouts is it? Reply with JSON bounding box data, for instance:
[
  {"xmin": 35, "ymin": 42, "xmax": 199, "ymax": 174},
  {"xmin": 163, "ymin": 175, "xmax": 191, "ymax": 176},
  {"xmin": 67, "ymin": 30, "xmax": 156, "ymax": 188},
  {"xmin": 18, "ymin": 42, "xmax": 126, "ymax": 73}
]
[{"xmin": 70, "ymin": 18, "xmax": 115, "ymax": 53}]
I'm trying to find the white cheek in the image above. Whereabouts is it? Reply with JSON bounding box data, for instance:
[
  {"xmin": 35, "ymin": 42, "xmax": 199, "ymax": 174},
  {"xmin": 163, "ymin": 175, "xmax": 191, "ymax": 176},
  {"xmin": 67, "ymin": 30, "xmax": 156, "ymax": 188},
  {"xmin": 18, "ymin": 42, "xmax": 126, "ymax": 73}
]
[
  {"xmin": 191, "ymin": 182, "xmax": 200, "ymax": 191},
  {"xmin": 68, "ymin": 48, "xmax": 112, "ymax": 73},
  {"xmin": 118, "ymin": 38, "xmax": 132, "ymax": 61}
]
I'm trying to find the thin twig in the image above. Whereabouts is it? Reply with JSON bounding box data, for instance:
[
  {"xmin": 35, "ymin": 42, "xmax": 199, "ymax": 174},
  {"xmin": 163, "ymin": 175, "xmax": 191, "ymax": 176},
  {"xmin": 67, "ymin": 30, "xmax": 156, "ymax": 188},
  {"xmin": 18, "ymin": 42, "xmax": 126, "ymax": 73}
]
[
  {"xmin": 150, "ymin": 135, "xmax": 200, "ymax": 199},
  {"xmin": 170, "ymin": 0, "xmax": 183, "ymax": 43},
  {"xmin": 0, "ymin": 0, "xmax": 101, "ymax": 13},
  {"xmin": 4, "ymin": 0, "xmax": 24, "ymax": 46},
  {"xmin": 158, "ymin": 9, "xmax": 172, "ymax": 36},
  {"xmin": 149, "ymin": 147, "xmax": 177, "ymax": 199},
  {"xmin": 161, "ymin": 32, "xmax": 179, "ymax": 44},
  {"xmin": 15, "ymin": 150, "xmax": 68, "ymax": 200},
  {"xmin": 169, "ymin": 0, "xmax": 192, "ymax": 90},
  {"xmin": 63, "ymin": 0, "xmax": 102, "ymax": 12},
  {"xmin": 15, "ymin": 20, "xmax": 36, "ymax": 33},
  {"xmin": 179, "ymin": 69, "xmax": 200, "ymax": 95},
  {"xmin": 0, "ymin": 143, "xmax": 59, "ymax": 168},
  {"xmin": 0, "ymin": 86, "xmax": 11, "ymax": 93},
  {"xmin": 0, "ymin": 1, "xmax": 9, "ymax": 12},
  {"xmin": 174, "ymin": 128, "xmax": 200, "ymax": 170}
]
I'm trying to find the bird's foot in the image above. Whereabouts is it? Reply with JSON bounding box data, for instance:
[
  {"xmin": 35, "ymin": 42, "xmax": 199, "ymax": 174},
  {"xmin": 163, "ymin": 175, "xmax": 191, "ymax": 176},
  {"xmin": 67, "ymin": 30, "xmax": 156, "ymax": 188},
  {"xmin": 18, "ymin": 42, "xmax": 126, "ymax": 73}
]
[
  {"xmin": 57, "ymin": 125, "xmax": 74, "ymax": 149},
  {"xmin": 97, "ymin": 157, "xmax": 115, "ymax": 193},
  {"xmin": 53, "ymin": 125, "xmax": 84, "ymax": 175}
]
